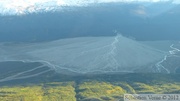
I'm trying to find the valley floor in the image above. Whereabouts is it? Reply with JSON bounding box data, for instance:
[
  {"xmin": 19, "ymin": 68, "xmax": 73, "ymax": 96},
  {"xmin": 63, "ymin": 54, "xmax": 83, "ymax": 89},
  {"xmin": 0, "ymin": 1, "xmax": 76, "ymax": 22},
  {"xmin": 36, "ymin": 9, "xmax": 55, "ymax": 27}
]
[{"xmin": 0, "ymin": 73, "xmax": 179, "ymax": 101}]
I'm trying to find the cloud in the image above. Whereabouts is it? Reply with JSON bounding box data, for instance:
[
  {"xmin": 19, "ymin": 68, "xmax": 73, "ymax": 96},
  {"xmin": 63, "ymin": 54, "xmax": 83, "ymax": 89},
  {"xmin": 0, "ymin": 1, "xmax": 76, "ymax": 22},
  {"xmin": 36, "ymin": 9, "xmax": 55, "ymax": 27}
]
[
  {"xmin": 0, "ymin": 0, "xmax": 178, "ymax": 15},
  {"xmin": 131, "ymin": 5, "xmax": 148, "ymax": 18}
]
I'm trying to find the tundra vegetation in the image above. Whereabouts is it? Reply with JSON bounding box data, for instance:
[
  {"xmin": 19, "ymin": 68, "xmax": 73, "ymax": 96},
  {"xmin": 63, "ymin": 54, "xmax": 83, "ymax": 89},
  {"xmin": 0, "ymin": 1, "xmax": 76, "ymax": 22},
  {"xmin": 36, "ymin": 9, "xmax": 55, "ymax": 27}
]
[{"xmin": 0, "ymin": 73, "xmax": 179, "ymax": 101}]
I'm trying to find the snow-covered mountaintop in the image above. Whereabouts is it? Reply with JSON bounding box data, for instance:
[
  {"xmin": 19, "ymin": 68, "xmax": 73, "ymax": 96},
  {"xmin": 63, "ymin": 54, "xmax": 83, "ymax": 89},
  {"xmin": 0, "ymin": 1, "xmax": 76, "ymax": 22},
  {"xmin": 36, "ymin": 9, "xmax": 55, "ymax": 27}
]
[{"xmin": 0, "ymin": 0, "xmax": 178, "ymax": 15}]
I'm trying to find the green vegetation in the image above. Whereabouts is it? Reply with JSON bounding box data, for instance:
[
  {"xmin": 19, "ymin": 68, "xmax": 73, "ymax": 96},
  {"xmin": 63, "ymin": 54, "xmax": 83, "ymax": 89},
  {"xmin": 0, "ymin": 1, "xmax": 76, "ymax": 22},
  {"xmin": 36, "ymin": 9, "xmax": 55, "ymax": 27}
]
[
  {"xmin": 0, "ymin": 73, "xmax": 179, "ymax": 101},
  {"xmin": 77, "ymin": 81, "xmax": 126, "ymax": 101},
  {"xmin": 113, "ymin": 82, "xmax": 136, "ymax": 94},
  {"xmin": 42, "ymin": 82, "xmax": 76, "ymax": 101},
  {"xmin": 132, "ymin": 82, "xmax": 180, "ymax": 94},
  {"xmin": 0, "ymin": 82, "xmax": 76, "ymax": 101}
]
